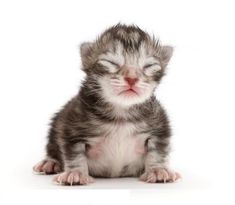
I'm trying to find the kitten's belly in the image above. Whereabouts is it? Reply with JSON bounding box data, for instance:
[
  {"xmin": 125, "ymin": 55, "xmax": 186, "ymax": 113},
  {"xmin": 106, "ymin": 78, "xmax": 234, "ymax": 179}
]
[{"xmin": 86, "ymin": 134, "xmax": 147, "ymax": 177}]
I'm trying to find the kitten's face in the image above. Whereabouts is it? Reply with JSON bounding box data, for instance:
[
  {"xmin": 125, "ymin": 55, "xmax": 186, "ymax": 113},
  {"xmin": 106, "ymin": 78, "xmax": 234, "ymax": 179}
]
[
  {"xmin": 96, "ymin": 42, "xmax": 162, "ymax": 107},
  {"xmin": 80, "ymin": 25, "xmax": 173, "ymax": 107}
]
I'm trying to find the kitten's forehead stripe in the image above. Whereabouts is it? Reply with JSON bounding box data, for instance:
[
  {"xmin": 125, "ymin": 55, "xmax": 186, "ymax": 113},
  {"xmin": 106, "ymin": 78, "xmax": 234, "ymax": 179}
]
[{"xmin": 100, "ymin": 24, "xmax": 152, "ymax": 52}]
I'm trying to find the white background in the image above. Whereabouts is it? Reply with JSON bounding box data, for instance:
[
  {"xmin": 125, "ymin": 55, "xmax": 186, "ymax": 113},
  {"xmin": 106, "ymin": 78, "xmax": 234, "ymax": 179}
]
[{"xmin": 0, "ymin": 0, "xmax": 235, "ymax": 204}]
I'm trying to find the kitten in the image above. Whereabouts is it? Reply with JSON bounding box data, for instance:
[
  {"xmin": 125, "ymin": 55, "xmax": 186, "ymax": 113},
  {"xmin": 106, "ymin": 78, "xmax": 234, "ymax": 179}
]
[{"xmin": 33, "ymin": 24, "xmax": 180, "ymax": 185}]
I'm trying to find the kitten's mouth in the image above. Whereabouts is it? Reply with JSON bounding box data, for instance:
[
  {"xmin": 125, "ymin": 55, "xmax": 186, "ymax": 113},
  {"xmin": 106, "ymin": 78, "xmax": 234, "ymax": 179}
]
[{"xmin": 118, "ymin": 88, "xmax": 139, "ymax": 96}]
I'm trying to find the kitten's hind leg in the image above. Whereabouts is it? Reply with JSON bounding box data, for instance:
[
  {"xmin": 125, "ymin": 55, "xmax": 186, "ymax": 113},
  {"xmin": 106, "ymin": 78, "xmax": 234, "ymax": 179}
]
[{"xmin": 33, "ymin": 158, "xmax": 62, "ymax": 175}]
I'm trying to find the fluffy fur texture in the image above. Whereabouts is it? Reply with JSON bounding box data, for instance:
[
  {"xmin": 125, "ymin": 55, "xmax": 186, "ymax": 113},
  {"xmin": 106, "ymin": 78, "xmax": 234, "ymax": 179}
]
[{"xmin": 33, "ymin": 24, "xmax": 180, "ymax": 185}]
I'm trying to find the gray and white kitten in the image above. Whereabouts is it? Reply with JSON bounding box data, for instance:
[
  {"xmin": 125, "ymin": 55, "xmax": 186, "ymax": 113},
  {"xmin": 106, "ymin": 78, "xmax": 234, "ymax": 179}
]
[{"xmin": 33, "ymin": 24, "xmax": 180, "ymax": 185}]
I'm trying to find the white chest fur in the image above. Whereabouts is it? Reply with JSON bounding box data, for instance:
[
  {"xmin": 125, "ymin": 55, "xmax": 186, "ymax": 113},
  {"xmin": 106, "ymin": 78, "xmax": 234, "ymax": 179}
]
[{"xmin": 86, "ymin": 121, "xmax": 148, "ymax": 177}]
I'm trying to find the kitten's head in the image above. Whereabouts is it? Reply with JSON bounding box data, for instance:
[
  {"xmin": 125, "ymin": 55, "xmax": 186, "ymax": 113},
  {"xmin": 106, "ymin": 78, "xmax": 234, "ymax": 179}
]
[{"xmin": 80, "ymin": 24, "xmax": 173, "ymax": 107}]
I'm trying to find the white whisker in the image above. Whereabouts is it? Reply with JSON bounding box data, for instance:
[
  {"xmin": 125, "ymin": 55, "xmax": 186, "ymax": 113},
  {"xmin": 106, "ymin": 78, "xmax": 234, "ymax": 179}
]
[
  {"xmin": 138, "ymin": 82, "xmax": 149, "ymax": 87},
  {"xmin": 136, "ymin": 85, "xmax": 148, "ymax": 89},
  {"xmin": 110, "ymin": 83, "xmax": 127, "ymax": 87},
  {"xmin": 110, "ymin": 79, "xmax": 121, "ymax": 82}
]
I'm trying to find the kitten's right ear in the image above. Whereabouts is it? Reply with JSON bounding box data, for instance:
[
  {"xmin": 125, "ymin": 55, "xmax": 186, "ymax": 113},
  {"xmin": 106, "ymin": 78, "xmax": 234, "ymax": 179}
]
[
  {"xmin": 80, "ymin": 42, "xmax": 93, "ymax": 68},
  {"xmin": 160, "ymin": 45, "xmax": 174, "ymax": 68}
]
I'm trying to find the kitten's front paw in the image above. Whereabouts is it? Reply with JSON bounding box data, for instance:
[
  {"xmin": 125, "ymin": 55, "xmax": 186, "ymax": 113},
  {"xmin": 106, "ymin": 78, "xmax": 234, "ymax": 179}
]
[
  {"xmin": 53, "ymin": 169, "xmax": 94, "ymax": 186},
  {"xmin": 140, "ymin": 167, "xmax": 181, "ymax": 183}
]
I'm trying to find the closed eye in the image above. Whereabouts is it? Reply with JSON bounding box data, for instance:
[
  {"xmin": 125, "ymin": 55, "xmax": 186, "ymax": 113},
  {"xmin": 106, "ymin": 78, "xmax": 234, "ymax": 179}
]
[
  {"xmin": 99, "ymin": 59, "xmax": 119, "ymax": 67},
  {"xmin": 99, "ymin": 59, "xmax": 120, "ymax": 73},
  {"xmin": 143, "ymin": 63, "xmax": 159, "ymax": 69},
  {"xmin": 143, "ymin": 63, "xmax": 161, "ymax": 76}
]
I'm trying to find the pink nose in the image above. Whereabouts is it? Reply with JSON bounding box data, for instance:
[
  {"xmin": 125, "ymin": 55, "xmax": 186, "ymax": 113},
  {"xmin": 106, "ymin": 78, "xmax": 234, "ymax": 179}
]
[{"xmin": 124, "ymin": 77, "xmax": 138, "ymax": 86}]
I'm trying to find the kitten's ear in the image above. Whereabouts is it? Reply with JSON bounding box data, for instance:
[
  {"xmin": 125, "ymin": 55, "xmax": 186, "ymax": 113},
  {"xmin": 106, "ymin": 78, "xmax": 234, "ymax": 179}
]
[
  {"xmin": 80, "ymin": 42, "xmax": 93, "ymax": 68},
  {"xmin": 160, "ymin": 46, "xmax": 174, "ymax": 67},
  {"xmin": 80, "ymin": 42, "xmax": 93, "ymax": 57}
]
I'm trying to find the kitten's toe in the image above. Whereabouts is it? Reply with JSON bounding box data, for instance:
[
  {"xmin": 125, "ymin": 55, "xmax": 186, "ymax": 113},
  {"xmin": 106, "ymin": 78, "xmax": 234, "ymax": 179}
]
[
  {"xmin": 140, "ymin": 168, "xmax": 181, "ymax": 183},
  {"xmin": 33, "ymin": 159, "xmax": 62, "ymax": 174},
  {"xmin": 53, "ymin": 169, "xmax": 94, "ymax": 186}
]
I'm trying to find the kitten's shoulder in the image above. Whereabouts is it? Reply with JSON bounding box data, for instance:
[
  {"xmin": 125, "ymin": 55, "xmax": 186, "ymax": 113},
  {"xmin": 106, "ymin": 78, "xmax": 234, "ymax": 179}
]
[{"xmin": 136, "ymin": 95, "xmax": 169, "ymax": 123}]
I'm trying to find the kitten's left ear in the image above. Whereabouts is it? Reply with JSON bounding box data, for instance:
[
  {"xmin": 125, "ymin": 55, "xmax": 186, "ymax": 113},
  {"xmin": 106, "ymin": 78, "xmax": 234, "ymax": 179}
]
[
  {"xmin": 80, "ymin": 42, "xmax": 94, "ymax": 68},
  {"xmin": 160, "ymin": 46, "xmax": 174, "ymax": 67}
]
